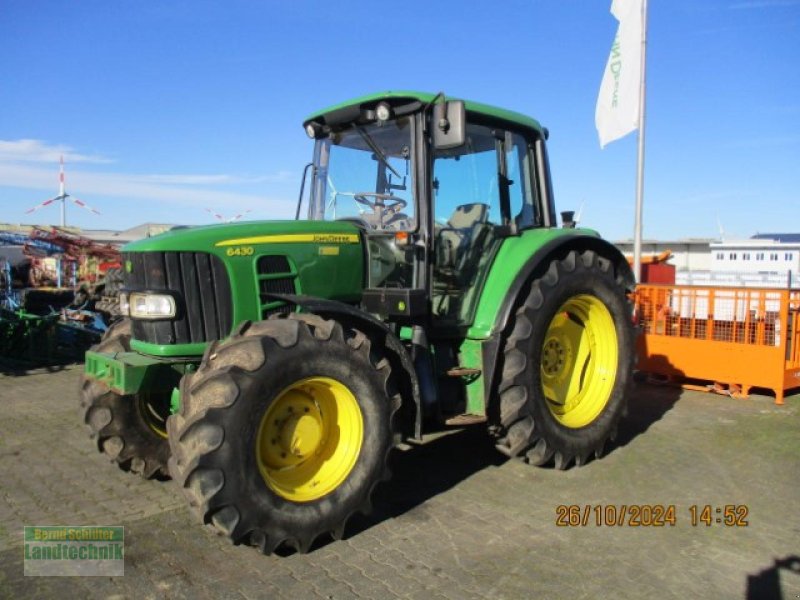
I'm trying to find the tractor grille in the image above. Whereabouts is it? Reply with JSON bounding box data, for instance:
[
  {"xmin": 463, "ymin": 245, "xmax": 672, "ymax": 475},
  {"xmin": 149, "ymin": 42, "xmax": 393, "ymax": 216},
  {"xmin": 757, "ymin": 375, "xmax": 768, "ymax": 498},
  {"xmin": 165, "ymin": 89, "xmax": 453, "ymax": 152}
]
[
  {"xmin": 257, "ymin": 255, "xmax": 295, "ymax": 319},
  {"xmin": 257, "ymin": 255, "xmax": 291, "ymax": 274},
  {"xmin": 123, "ymin": 251, "xmax": 233, "ymax": 345}
]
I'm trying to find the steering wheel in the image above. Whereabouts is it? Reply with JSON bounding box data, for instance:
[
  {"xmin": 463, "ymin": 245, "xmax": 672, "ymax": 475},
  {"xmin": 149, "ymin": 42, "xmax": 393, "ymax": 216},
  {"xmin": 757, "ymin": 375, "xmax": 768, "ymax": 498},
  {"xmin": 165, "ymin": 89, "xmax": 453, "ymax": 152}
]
[{"xmin": 353, "ymin": 192, "xmax": 407, "ymax": 215}]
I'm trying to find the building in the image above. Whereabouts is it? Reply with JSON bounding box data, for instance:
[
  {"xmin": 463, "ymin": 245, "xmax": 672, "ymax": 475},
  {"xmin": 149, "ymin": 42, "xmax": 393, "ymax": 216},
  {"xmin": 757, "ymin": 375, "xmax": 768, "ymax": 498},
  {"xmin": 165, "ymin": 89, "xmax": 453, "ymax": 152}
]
[
  {"xmin": 710, "ymin": 234, "xmax": 800, "ymax": 274},
  {"xmin": 616, "ymin": 234, "xmax": 800, "ymax": 288},
  {"xmin": 697, "ymin": 233, "xmax": 800, "ymax": 288},
  {"xmin": 80, "ymin": 223, "xmax": 176, "ymax": 245}
]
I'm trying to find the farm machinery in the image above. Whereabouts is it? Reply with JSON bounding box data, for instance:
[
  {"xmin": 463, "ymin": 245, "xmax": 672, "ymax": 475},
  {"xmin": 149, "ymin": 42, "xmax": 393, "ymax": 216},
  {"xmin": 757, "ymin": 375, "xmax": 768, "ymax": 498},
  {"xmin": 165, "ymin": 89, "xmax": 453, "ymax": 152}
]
[{"xmin": 0, "ymin": 227, "xmax": 122, "ymax": 365}]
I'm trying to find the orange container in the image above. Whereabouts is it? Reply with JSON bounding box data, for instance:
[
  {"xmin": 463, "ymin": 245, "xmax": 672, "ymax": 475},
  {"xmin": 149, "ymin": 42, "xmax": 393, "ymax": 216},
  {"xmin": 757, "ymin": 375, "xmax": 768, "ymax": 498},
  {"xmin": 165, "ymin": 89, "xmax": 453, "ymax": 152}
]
[{"xmin": 634, "ymin": 285, "xmax": 800, "ymax": 404}]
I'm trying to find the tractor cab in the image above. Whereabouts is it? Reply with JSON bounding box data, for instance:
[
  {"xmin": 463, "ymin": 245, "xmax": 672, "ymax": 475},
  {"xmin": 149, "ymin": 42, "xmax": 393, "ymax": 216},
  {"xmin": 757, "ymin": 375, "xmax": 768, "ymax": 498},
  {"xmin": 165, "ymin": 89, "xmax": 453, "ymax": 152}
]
[{"xmin": 300, "ymin": 91, "xmax": 556, "ymax": 329}]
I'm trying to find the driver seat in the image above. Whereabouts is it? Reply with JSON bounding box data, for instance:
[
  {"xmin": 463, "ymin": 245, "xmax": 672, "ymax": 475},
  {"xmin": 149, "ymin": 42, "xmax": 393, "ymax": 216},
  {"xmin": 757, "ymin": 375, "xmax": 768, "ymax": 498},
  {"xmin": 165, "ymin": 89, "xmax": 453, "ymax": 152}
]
[{"xmin": 435, "ymin": 203, "xmax": 489, "ymax": 284}]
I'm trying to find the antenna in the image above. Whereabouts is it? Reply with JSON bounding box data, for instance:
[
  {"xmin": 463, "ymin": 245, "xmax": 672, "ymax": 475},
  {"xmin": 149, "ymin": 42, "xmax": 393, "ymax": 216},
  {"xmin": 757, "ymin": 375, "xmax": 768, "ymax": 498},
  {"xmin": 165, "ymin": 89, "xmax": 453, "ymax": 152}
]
[
  {"xmin": 24, "ymin": 155, "xmax": 101, "ymax": 226},
  {"xmin": 575, "ymin": 201, "xmax": 585, "ymax": 226},
  {"xmin": 716, "ymin": 215, "xmax": 725, "ymax": 241}
]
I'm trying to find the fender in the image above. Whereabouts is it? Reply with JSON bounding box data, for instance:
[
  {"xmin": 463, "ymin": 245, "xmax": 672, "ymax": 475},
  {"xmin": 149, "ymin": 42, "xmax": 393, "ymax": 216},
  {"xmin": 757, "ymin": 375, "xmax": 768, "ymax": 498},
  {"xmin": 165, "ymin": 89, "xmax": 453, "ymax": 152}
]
[
  {"xmin": 263, "ymin": 293, "xmax": 421, "ymax": 440},
  {"xmin": 481, "ymin": 234, "xmax": 635, "ymax": 413}
]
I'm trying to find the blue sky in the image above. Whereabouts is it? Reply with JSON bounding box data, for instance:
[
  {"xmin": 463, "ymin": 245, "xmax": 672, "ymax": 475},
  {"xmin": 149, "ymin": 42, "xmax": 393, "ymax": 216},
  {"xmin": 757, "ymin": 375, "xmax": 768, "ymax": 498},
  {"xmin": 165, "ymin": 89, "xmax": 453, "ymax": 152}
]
[{"xmin": 1, "ymin": 0, "xmax": 798, "ymax": 241}]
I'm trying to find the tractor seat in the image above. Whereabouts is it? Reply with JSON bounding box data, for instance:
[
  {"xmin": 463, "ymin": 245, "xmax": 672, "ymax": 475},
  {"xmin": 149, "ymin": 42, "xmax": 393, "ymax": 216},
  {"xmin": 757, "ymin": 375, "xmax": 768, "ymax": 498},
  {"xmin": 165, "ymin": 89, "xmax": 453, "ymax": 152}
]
[
  {"xmin": 435, "ymin": 203, "xmax": 490, "ymax": 285},
  {"xmin": 449, "ymin": 203, "xmax": 487, "ymax": 229}
]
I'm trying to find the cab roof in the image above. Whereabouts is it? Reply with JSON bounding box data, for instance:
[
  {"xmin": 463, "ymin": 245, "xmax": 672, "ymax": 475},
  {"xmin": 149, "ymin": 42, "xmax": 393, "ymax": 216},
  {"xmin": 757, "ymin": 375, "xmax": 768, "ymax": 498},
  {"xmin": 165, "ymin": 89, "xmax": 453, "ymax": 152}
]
[{"xmin": 304, "ymin": 90, "xmax": 545, "ymax": 138}]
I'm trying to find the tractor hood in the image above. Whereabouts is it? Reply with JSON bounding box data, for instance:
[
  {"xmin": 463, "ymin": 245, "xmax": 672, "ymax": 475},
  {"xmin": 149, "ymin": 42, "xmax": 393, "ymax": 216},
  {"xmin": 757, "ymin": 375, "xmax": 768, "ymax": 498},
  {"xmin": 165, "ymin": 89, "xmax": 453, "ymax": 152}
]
[
  {"xmin": 122, "ymin": 220, "xmax": 362, "ymax": 253},
  {"xmin": 120, "ymin": 219, "xmax": 366, "ymax": 356}
]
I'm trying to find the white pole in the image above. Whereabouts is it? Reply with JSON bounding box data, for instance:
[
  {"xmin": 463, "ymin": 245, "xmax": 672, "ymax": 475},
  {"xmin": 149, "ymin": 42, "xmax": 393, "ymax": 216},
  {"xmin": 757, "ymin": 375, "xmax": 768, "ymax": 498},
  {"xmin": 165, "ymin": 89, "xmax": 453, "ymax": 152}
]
[{"xmin": 633, "ymin": 0, "xmax": 649, "ymax": 283}]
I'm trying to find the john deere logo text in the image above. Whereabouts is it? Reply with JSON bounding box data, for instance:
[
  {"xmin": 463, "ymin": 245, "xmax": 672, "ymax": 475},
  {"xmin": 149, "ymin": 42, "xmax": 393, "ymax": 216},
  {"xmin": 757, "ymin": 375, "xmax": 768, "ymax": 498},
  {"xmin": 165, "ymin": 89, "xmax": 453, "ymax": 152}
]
[
  {"xmin": 312, "ymin": 234, "xmax": 353, "ymax": 243},
  {"xmin": 216, "ymin": 233, "xmax": 359, "ymax": 247}
]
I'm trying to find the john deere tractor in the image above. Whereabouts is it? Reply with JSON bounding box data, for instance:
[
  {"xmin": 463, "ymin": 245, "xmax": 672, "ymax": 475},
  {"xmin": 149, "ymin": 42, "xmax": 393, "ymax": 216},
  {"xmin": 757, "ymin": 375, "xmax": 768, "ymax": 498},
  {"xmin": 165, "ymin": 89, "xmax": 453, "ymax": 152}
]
[{"xmin": 80, "ymin": 91, "xmax": 635, "ymax": 553}]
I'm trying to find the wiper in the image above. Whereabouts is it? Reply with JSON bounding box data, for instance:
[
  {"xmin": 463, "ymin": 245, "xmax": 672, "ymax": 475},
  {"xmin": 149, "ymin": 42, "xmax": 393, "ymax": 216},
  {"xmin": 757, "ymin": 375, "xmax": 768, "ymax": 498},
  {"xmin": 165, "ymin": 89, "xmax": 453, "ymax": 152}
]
[{"xmin": 355, "ymin": 125, "xmax": 401, "ymax": 179}]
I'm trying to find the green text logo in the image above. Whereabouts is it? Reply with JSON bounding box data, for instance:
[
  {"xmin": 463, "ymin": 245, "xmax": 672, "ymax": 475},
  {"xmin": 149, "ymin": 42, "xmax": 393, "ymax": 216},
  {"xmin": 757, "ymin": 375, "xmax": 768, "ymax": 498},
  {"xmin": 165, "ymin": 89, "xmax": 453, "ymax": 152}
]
[{"xmin": 24, "ymin": 526, "xmax": 124, "ymax": 577}]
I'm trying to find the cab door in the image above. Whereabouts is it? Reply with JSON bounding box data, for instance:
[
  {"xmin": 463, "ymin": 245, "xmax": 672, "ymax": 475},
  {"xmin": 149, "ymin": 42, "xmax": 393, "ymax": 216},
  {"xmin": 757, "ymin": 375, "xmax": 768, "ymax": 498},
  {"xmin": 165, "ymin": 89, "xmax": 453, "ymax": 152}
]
[{"xmin": 431, "ymin": 123, "xmax": 540, "ymax": 327}]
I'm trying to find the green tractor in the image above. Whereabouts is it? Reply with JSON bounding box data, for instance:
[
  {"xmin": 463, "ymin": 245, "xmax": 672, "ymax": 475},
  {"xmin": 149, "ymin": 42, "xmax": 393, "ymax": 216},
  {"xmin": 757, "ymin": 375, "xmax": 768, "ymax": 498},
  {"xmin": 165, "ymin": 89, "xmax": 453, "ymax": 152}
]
[{"xmin": 80, "ymin": 91, "xmax": 635, "ymax": 553}]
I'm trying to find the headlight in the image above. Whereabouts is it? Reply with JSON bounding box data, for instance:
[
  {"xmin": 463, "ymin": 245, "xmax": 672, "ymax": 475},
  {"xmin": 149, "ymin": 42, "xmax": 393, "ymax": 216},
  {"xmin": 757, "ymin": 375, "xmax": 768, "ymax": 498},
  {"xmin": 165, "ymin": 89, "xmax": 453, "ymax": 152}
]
[
  {"xmin": 375, "ymin": 102, "xmax": 392, "ymax": 122},
  {"xmin": 118, "ymin": 292, "xmax": 130, "ymax": 316},
  {"xmin": 305, "ymin": 122, "xmax": 322, "ymax": 139},
  {"xmin": 128, "ymin": 292, "xmax": 177, "ymax": 319}
]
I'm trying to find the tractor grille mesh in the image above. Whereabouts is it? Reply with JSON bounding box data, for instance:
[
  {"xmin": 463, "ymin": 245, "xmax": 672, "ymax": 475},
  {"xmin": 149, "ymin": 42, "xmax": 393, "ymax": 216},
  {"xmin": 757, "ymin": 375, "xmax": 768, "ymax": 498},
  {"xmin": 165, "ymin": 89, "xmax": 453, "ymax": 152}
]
[
  {"xmin": 257, "ymin": 255, "xmax": 295, "ymax": 319},
  {"xmin": 257, "ymin": 255, "xmax": 291, "ymax": 274},
  {"xmin": 123, "ymin": 251, "xmax": 233, "ymax": 345}
]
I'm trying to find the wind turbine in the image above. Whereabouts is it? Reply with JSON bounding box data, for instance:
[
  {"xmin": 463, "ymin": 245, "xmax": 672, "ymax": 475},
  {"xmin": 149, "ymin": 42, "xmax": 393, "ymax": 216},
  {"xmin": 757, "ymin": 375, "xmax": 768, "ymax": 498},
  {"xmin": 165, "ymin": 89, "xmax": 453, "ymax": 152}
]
[
  {"xmin": 24, "ymin": 155, "xmax": 101, "ymax": 227},
  {"xmin": 326, "ymin": 176, "xmax": 357, "ymax": 220},
  {"xmin": 204, "ymin": 208, "xmax": 252, "ymax": 223}
]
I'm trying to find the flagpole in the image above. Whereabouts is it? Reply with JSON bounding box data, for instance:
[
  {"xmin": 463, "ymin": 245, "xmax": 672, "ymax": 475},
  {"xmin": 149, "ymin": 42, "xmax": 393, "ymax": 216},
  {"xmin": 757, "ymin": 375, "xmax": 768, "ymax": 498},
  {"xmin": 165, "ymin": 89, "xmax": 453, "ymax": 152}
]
[{"xmin": 633, "ymin": 0, "xmax": 648, "ymax": 283}]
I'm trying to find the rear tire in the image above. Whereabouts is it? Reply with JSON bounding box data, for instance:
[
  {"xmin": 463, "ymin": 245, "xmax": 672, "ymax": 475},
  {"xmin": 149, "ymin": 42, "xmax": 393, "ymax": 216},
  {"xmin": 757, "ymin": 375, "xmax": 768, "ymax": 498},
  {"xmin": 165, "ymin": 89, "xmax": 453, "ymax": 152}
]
[
  {"xmin": 495, "ymin": 250, "xmax": 634, "ymax": 469},
  {"xmin": 79, "ymin": 319, "xmax": 171, "ymax": 479},
  {"xmin": 167, "ymin": 314, "xmax": 398, "ymax": 554}
]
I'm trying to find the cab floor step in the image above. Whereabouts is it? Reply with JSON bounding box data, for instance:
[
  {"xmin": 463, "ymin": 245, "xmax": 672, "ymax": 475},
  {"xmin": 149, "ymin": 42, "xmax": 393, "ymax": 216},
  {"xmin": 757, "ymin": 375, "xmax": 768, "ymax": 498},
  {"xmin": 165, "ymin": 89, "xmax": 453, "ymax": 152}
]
[
  {"xmin": 444, "ymin": 414, "xmax": 487, "ymax": 426},
  {"xmin": 446, "ymin": 367, "xmax": 482, "ymax": 378}
]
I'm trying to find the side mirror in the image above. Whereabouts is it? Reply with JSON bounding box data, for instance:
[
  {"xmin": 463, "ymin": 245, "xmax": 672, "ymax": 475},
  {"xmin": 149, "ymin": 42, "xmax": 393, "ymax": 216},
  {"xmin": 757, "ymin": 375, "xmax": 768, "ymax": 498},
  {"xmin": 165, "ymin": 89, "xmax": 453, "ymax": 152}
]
[{"xmin": 432, "ymin": 100, "xmax": 466, "ymax": 150}]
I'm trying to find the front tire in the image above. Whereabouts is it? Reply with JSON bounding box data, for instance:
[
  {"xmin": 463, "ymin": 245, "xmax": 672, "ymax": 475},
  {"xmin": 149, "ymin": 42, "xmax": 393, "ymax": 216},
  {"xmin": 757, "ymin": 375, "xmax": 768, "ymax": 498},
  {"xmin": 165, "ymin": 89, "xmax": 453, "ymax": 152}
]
[
  {"xmin": 495, "ymin": 250, "xmax": 634, "ymax": 469},
  {"xmin": 167, "ymin": 314, "xmax": 398, "ymax": 554},
  {"xmin": 79, "ymin": 319, "xmax": 171, "ymax": 479}
]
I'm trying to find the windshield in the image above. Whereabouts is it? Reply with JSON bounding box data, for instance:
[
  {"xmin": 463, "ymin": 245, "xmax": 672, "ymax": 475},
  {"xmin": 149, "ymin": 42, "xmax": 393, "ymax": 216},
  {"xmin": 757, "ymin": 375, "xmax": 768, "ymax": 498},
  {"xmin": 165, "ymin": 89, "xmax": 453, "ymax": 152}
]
[{"xmin": 308, "ymin": 117, "xmax": 415, "ymax": 230}]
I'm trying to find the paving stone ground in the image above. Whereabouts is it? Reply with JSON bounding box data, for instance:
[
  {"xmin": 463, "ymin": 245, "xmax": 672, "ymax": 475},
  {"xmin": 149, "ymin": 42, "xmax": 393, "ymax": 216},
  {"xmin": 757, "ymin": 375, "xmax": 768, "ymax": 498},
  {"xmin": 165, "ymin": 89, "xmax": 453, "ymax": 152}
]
[{"xmin": 0, "ymin": 365, "xmax": 798, "ymax": 599}]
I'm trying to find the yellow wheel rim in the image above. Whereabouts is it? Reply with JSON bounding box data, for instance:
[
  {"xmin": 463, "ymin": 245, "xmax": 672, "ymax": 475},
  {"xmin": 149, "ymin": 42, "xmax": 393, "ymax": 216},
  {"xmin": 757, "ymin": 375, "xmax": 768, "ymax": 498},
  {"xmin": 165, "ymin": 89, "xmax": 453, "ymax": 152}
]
[
  {"xmin": 256, "ymin": 377, "xmax": 363, "ymax": 502},
  {"xmin": 138, "ymin": 392, "xmax": 170, "ymax": 439},
  {"xmin": 540, "ymin": 294, "xmax": 618, "ymax": 428}
]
